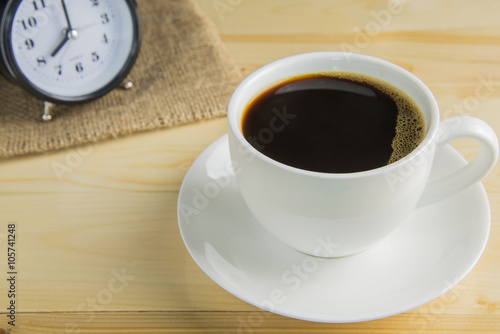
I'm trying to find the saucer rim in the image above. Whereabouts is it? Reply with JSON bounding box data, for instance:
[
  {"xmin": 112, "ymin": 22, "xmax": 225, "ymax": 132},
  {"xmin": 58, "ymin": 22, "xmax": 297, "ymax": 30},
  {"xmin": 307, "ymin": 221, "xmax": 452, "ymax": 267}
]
[{"xmin": 178, "ymin": 134, "xmax": 491, "ymax": 323}]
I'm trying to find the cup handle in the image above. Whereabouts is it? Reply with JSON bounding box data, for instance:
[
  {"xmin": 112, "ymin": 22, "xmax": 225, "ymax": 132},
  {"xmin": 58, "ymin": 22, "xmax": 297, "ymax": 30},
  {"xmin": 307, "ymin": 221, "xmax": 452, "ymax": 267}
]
[{"xmin": 418, "ymin": 116, "xmax": 499, "ymax": 206}]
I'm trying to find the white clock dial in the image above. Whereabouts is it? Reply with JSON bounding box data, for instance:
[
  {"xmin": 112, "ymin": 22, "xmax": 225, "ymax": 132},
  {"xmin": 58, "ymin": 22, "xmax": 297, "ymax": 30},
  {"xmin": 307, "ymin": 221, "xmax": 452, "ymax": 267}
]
[{"xmin": 8, "ymin": 0, "xmax": 137, "ymax": 99}]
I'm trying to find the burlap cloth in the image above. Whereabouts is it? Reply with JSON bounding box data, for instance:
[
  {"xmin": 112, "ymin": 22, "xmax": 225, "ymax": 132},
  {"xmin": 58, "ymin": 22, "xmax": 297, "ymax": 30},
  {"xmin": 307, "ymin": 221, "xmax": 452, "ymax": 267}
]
[{"xmin": 0, "ymin": 0, "xmax": 242, "ymax": 159}]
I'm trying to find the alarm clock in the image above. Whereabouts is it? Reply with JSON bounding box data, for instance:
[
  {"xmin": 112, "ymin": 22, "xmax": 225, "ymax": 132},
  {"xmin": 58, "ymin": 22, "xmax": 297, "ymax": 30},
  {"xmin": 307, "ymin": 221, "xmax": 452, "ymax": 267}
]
[{"xmin": 0, "ymin": 0, "xmax": 141, "ymax": 120}]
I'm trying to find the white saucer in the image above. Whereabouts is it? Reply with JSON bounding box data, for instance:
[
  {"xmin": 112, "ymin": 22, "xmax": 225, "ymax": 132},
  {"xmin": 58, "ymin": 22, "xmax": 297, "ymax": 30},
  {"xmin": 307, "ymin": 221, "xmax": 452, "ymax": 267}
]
[{"xmin": 177, "ymin": 135, "xmax": 491, "ymax": 323}]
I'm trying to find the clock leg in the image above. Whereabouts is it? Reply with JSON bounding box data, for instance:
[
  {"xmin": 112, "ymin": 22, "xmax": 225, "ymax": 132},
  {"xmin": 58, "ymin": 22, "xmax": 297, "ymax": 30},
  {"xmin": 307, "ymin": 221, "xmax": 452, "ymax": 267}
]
[
  {"xmin": 40, "ymin": 80, "xmax": 133, "ymax": 122},
  {"xmin": 119, "ymin": 80, "xmax": 133, "ymax": 90},
  {"xmin": 42, "ymin": 101, "xmax": 55, "ymax": 121}
]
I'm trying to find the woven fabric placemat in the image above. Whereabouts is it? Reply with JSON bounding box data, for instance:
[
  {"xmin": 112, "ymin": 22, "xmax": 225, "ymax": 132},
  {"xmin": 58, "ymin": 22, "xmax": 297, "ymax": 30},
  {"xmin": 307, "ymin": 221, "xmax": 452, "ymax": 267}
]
[{"xmin": 0, "ymin": 0, "xmax": 242, "ymax": 159}]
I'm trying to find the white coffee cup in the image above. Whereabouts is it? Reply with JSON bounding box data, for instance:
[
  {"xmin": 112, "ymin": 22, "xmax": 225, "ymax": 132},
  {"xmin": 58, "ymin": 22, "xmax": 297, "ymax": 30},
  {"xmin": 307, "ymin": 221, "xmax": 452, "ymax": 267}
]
[{"xmin": 227, "ymin": 52, "xmax": 499, "ymax": 257}]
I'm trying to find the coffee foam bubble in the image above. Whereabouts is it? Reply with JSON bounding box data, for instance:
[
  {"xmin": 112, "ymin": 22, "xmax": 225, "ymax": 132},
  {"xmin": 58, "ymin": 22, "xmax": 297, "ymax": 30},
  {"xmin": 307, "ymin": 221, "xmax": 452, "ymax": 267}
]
[{"xmin": 318, "ymin": 71, "xmax": 426, "ymax": 165}]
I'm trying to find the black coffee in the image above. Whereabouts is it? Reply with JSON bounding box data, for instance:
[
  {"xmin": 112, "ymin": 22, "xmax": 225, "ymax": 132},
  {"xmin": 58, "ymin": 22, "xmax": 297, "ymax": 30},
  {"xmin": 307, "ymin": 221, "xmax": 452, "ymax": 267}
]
[{"xmin": 242, "ymin": 72, "xmax": 425, "ymax": 173}]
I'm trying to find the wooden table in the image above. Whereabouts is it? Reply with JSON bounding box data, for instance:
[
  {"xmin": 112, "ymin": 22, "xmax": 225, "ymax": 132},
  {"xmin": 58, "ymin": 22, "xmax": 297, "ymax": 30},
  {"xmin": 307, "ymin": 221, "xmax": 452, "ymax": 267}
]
[{"xmin": 1, "ymin": 0, "xmax": 500, "ymax": 332}]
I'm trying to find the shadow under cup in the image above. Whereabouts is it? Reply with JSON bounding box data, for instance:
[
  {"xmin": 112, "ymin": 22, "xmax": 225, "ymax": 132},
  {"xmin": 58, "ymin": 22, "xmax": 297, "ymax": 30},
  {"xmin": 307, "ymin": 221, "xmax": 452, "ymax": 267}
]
[{"xmin": 227, "ymin": 52, "xmax": 440, "ymax": 257}]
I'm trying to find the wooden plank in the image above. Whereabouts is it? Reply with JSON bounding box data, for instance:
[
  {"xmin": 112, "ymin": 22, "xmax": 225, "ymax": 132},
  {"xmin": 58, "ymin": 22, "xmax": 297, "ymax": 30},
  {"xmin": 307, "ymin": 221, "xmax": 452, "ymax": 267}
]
[{"xmin": 5, "ymin": 311, "xmax": 500, "ymax": 334}]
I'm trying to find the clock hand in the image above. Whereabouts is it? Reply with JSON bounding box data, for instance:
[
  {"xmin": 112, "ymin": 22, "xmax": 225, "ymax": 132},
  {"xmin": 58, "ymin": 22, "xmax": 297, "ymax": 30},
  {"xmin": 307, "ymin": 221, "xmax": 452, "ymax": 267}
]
[
  {"xmin": 74, "ymin": 20, "xmax": 99, "ymax": 31},
  {"xmin": 51, "ymin": 0, "xmax": 80, "ymax": 58},
  {"xmin": 50, "ymin": 28, "xmax": 78, "ymax": 57},
  {"xmin": 61, "ymin": 0, "xmax": 73, "ymax": 30},
  {"xmin": 50, "ymin": 30, "xmax": 69, "ymax": 57}
]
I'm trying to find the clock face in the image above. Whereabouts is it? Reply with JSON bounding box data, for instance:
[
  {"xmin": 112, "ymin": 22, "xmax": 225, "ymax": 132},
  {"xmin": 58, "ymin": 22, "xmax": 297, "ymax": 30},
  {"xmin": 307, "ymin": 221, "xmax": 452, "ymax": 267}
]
[{"xmin": 3, "ymin": 0, "xmax": 140, "ymax": 102}]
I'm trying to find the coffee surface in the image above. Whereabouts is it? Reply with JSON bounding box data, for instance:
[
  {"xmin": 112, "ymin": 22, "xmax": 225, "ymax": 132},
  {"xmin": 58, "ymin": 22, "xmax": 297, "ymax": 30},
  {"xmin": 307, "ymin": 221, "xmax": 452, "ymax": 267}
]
[{"xmin": 242, "ymin": 72, "xmax": 425, "ymax": 173}]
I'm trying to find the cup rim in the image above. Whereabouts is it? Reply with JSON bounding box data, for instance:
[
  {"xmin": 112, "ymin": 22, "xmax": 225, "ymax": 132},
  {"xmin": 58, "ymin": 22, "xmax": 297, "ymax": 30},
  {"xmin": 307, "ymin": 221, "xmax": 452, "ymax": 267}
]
[{"xmin": 227, "ymin": 52, "xmax": 440, "ymax": 179}]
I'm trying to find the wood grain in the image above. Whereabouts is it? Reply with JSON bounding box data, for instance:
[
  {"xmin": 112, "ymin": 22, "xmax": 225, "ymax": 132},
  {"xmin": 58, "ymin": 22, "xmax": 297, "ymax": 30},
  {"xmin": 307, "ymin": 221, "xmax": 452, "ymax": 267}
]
[
  {"xmin": 1, "ymin": 0, "xmax": 500, "ymax": 333},
  {"xmin": 6, "ymin": 312, "xmax": 500, "ymax": 333}
]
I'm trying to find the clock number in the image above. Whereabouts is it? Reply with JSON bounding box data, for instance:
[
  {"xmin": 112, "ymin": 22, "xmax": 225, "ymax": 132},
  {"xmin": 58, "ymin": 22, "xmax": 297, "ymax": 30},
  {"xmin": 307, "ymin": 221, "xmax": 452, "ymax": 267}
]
[
  {"xmin": 101, "ymin": 13, "xmax": 110, "ymax": 24},
  {"xmin": 75, "ymin": 62, "xmax": 84, "ymax": 73},
  {"xmin": 55, "ymin": 65, "xmax": 62, "ymax": 75},
  {"xmin": 90, "ymin": 0, "xmax": 99, "ymax": 7},
  {"xmin": 32, "ymin": 0, "xmax": 46, "ymax": 10},
  {"xmin": 20, "ymin": 17, "xmax": 37, "ymax": 30},
  {"xmin": 102, "ymin": 33, "xmax": 108, "ymax": 44},
  {"xmin": 36, "ymin": 56, "xmax": 47, "ymax": 67},
  {"xmin": 91, "ymin": 52, "xmax": 100, "ymax": 62},
  {"xmin": 25, "ymin": 39, "xmax": 35, "ymax": 50}
]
